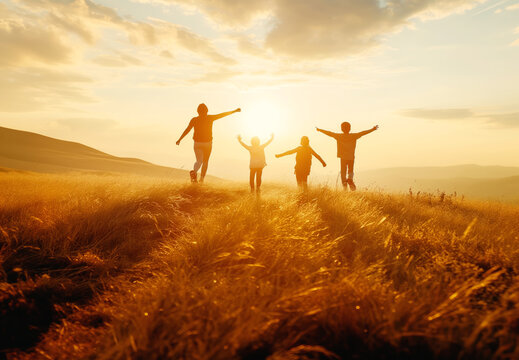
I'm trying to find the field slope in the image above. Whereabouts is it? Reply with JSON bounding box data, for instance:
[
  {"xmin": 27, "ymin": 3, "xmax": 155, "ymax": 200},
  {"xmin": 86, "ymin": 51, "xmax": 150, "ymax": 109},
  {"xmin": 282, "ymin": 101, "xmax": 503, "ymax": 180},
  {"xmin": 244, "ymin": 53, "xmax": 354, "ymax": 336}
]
[
  {"xmin": 1, "ymin": 174, "xmax": 519, "ymax": 359},
  {"xmin": 0, "ymin": 126, "xmax": 187, "ymax": 179}
]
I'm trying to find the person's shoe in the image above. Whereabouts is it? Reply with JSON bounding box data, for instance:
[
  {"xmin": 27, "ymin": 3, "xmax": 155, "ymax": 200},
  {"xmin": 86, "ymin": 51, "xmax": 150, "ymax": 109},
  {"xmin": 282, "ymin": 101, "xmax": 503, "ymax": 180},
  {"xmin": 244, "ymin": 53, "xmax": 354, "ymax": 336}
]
[
  {"xmin": 189, "ymin": 170, "xmax": 197, "ymax": 183},
  {"xmin": 347, "ymin": 178, "xmax": 357, "ymax": 191},
  {"xmin": 342, "ymin": 182, "xmax": 348, "ymax": 191},
  {"xmin": 199, "ymin": 176, "xmax": 204, "ymax": 184}
]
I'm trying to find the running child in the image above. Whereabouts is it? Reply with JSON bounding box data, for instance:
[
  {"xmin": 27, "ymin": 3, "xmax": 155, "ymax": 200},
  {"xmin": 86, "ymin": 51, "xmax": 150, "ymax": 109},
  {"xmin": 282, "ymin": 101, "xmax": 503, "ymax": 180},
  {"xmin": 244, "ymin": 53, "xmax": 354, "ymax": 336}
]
[
  {"xmin": 237, "ymin": 133, "xmax": 274, "ymax": 194},
  {"xmin": 316, "ymin": 123, "xmax": 378, "ymax": 191},
  {"xmin": 275, "ymin": 136, "xmax": 326, "ymax": 191}
]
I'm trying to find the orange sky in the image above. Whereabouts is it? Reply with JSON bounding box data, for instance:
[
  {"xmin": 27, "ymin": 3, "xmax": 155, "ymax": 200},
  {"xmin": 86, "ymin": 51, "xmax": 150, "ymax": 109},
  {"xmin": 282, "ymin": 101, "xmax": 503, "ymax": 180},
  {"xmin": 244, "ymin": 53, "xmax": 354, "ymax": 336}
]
[{"xmin": 0, "ymin": 0, "xmax": 518, "ymax": 181}]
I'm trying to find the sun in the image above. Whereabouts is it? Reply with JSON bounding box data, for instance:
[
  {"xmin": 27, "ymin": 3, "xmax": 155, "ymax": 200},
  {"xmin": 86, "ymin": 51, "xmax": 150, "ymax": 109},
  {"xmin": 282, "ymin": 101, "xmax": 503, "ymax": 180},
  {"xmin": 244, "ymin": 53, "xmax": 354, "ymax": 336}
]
[{"xmin": 238, "ymin": 101, "xmax": 286, "ymax": 140}]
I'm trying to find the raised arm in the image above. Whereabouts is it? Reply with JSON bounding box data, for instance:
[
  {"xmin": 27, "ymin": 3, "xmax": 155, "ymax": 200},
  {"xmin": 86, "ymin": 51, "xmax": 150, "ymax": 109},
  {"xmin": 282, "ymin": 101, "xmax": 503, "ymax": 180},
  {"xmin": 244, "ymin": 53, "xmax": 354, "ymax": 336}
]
[
  {"xmin": 209, "ymin": 108, "xmax": 241, "ymax": 121},
  {"xmin": 356, "ymin": 125, "xmax": 379, "ymax": 138},
  {"xmin": 275, "ymin": 147, "xmax": 298, "ymax": 158},
  {"xmin": 311, "ymin": 148, "xmax": 327, "ymax": 167},
  {"xmin": 176, "ymin": 119, "xmax": 194, "ymax": 145},
  {"xmin": 261, "ymin": 133, "xmax": 274, "ymax": 148},
  {"xmin": 316, "ymin": 127, "xmax": 339, "ymax": 139},
  {"xmin": 237, "ymin": 135, "xmax": 251, "ymax": 150}
]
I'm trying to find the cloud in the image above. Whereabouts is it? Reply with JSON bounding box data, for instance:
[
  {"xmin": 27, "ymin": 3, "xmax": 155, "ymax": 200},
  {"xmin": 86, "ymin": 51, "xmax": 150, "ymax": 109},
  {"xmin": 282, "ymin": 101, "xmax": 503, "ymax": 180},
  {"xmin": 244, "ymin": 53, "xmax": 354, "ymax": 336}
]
[
  {"xmin": 92, "ymin": 53, "xmax": 143, "ymax": 67},
  {"xmin": 512, "ymin": 27, "xmax": 519, "ymax": 47},
  {"xmin": 3, "ymin": 0, "xmax": 233, "ymax": 66},
  {"xmin": 149, "ymin": 0, "xmax": 487, "ymax": 59},
  {"xmin": 400, "ymin": 108, "xmax": 519, "ymax": 128},
  {"xmin": 160, "ymin": 50, "xmax": 174, "ymax": 59},
  {"xmin": 0, "ymin": 21, "xmax": 73, "ymax": 66},
  {"xmin": 506, "ymin": 3, "xmax": 519, "ymax": 10},
  {"xmin": 400, "ymin": 108, "xmax": 475, "ymax": 120},
  {"xmin": 0, "ymin": 68, "xmax": 93, "ymax": 112},
  {"xmin": 150, "ymin": 0, "xmax": 274, "ymax": 27},
  {"xmin": 189, "ymin": 68, "xmax": 241, "ymax": 83},
  {"xmin": 484, "ymin": 112, "xmax": 519, "ymax": 128},
  {"xmin": 176, "ymin": 27, "xmax": 236, "ymax": 65}
]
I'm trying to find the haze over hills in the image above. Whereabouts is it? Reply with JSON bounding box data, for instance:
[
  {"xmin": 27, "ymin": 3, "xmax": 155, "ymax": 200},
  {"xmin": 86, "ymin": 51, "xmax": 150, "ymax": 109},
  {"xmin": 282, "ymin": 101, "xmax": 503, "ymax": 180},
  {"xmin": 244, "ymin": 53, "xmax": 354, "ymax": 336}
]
[
  {"xmin": 0, "ymin": 126, "xmax": 517, "ymax": 201},
  {"xmin": 361, "ymin": 164, "xmax": 519, "ymax": 180},
  {"xmin": 359, "ymin": 165, "xmax": 519, "ymax": 202},
  {"xmin": 0, "ymin": 126, "xmax": 188, "ymax": 179}
]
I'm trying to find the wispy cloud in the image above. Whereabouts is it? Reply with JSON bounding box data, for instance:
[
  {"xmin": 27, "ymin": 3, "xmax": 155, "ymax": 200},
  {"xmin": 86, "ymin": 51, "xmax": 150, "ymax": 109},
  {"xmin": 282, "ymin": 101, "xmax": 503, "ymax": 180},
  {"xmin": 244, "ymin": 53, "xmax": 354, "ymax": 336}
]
[
  {"xmin": 472, "ymin": 0, "xmax": 511, "ymax": 15},
  {"xmin": 143, "ymin": 0, "xmax": 488, "ymax": 60},
  {"xmin": 0, "ymin": 21, "xmax": 73, "ymax": 67},
  {"xmin": 92, "ymin": 52, "xmax": 143, "ymax": 67},
  {"xmin": 400, "ymin": 108, "xmax": 519, "ymax": 128},
  {"xmin": 484, "ymin": 112, "xmax": 519, "ymax": 128},
  {"xmin": 0, "ymin": 68, "xmax": 93, "ymax": 112},
  {"xmin": 400, "ymin": 108, "xmax": 475, "ymax": 120}
]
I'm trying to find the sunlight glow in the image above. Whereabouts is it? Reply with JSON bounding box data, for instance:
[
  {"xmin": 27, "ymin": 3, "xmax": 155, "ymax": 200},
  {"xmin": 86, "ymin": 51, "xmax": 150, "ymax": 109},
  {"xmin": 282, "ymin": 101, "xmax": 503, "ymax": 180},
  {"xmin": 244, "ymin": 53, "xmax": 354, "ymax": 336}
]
[{"xmin": 239, "ymin": 101, "xmax": 286, "ymax": 140}]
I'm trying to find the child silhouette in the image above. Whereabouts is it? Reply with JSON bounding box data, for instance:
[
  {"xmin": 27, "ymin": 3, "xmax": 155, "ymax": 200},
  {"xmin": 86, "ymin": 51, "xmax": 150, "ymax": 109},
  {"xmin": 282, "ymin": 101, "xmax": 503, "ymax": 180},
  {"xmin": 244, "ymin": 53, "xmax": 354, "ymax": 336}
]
[
  {"xmin": 275, "ymin": 136, "xmax": 326, "ymax": 191},
  {"xmin": 237, "ymin": 133, "xmax": 274, "ymax": 194},
  {"xmin": 316, "ymin": 122, "xmax": 378, "ymax": 191}
]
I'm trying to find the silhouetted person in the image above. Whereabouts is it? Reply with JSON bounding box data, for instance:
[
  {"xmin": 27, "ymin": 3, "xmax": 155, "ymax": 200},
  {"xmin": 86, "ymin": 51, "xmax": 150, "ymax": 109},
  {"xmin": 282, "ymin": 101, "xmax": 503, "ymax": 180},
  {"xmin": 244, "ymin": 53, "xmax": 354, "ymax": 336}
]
[
  {"xmin": 275, "ymin": 136, "xmax": 326, "ymax": 191},
  {"xmin": 237, "ymin": 133, "xmax": 274, "ymax": 194},
  {"xmin": 316, "ymin": 122, "xmax": 378, "ymax": 191},
  {"xmin": 176, "ymin": 104, "xmax": 241, "ymax": 183}
]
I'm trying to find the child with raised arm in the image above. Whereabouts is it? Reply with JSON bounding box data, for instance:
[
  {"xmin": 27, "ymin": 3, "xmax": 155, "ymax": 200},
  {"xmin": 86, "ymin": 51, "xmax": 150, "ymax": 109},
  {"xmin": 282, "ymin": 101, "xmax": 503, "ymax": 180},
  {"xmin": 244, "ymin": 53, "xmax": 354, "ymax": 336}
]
[
  {"xmin": 316, "ymin": 122, "xmax": 378, "ymax": 191},
  {"xmin": 237, "ymin": 133, "xmax": 274, "ymax": 194},
  {"xmin": 275, "ymin": 136, "xmax": 326, "ymax": 191}
]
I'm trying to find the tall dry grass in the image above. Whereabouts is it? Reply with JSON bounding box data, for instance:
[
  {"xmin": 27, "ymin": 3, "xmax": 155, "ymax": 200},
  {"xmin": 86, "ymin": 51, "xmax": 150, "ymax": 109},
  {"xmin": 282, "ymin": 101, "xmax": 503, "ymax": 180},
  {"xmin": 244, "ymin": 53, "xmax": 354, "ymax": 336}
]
[{"xmin": 1, "ymin": 173, "xmax": 519, "ymax": 359}]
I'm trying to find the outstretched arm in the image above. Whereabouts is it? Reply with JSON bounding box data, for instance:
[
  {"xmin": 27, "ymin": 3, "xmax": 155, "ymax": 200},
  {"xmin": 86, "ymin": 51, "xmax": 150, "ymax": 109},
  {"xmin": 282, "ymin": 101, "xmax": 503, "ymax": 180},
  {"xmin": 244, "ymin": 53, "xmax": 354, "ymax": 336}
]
[
  {"xmin": 311, "ymin": 148, "xmax": 327, "ymax": 167},
  {"xmin": 176, "ymin": 120, "xmax": 194, "ymax": 145},
  {"xmin": 237, "ymin": 135, "xmax": 251, "ymax": 150},
  {"xmin": 275, "ymin": 148, "xmax": 298, "ymax": 158},
  {"xmin": 316, "ymin": 127, "xmax": 339, "ymax": 139},
  {"xmin": 261, "ymin": 133, "xmax": 274, "ymax": 148},
  {"xmin": 209, "ymin": 108, "xmax": 241, "ymax": 121},
  {"xmin": 356, "ymin": 125, "xmax": 379, "ymax": 138}
]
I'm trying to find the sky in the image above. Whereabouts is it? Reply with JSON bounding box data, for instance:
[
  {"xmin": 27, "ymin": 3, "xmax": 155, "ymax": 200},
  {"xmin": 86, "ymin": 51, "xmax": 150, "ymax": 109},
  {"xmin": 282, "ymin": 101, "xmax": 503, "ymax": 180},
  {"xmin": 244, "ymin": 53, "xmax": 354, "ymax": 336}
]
[{"xmin": 1, "ymin": 0, "xmax": 518, "ymax": 183}]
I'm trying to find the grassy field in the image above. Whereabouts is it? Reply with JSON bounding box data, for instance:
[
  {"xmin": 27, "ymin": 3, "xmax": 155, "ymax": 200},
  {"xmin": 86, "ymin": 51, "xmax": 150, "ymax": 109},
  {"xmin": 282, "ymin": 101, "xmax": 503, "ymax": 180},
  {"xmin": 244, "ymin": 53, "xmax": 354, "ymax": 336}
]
[{"xmin": 1, "ymin": 173, "xmax": 519, "ymax": 359}]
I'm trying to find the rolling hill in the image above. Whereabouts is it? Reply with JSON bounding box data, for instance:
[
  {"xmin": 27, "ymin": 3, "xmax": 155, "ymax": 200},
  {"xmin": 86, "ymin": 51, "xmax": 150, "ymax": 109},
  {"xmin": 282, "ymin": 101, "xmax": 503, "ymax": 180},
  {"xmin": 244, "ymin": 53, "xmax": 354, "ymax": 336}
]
[{"xmin": 0, "ymin": 126, "xmax": 188, "ymax": 179}]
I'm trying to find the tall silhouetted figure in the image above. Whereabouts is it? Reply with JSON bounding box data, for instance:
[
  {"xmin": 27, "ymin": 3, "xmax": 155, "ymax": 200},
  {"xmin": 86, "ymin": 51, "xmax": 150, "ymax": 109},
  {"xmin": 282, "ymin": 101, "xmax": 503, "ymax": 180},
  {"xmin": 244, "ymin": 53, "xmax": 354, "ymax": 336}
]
[
  {"xmin": 316, "ymin": 123, "xmax": 378, "ymax": 191},
  {"xmin": 237, "ymin": 133, "xmax": 274, "ymax": 194},
  {"xmin": 176, "ymin": 104, "xmax": 241, "ymax": 183},
  {"xmin": 275, "ymin": 136, "xmax": 326, "ymax": 191}
]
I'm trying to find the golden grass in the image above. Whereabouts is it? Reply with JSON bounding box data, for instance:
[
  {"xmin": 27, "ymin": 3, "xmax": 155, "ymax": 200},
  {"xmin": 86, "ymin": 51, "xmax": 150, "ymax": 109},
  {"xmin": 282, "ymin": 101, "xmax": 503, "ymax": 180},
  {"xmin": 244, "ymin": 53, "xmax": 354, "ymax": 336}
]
[{"xmin": 1, "ymin": 173, "xmax": 519, "ymax": 359}]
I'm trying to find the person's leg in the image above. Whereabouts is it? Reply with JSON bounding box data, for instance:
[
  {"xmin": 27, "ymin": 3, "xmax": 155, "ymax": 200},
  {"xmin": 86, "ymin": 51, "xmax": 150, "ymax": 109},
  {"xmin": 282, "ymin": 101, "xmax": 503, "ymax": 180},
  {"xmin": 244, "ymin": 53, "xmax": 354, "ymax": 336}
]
[
  {"xmin": 256, "ymin": 169, "xmax": 262, "ymax": 190},
  {"xmin": 200, "ymin": 143, "xmax": 212, "ymax": 182},
  {"xmin": 295, "ymin": 171, "xmax": 303, "ymax": 189},
  {"xmin": 191, "ymin": 143, "xmax": 204, "ymax": 182},
  {"xmin": 255, "ymin": 169, "xmax": 262, "ymax": 195},
  {"xmin": 249, "ymin": 169, "xmax": 256, "ymax": 192},
  {"xmin": 340, "ymin": 158, "xmax": 347, "ymax": 189},
  {"xmin": 302, "ymin": 175, "xmax": 308, "ymax": 192},
  {"xmin": 347, "ymin": 160, "xmax": 356, "ymax": 191}
]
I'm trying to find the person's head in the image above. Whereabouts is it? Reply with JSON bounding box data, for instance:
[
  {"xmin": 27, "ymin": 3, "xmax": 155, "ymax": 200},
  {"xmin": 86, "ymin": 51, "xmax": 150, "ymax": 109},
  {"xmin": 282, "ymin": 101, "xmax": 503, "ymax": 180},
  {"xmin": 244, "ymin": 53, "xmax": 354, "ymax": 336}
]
[
  {"xmin": 341, "ymin": 122, "xmax": 351, "ymax": 133},
  {"xmin": 197, "ymin": 103, "xmax": 208, "ymax": 116},
  {"xmin": 300, "ymin": 136, "xmax": 309, "ymax": 146},
  {"xmin": 251, "ymin": 136, "xmax": 260, "ymax": 146}
]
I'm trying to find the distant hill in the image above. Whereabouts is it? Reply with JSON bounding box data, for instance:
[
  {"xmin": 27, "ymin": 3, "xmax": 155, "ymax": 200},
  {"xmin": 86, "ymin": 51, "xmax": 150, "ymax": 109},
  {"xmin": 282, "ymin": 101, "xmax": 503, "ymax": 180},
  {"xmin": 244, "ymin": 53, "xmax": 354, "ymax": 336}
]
[
  {"xmin": 0, "ymin": 126, "xmax": 189, "ymax": 179},
  {"xmin": 359, "ymin": 165, "xmax": 519, "ymax": 202},
  {"xmin": 361, "ymin": 164, "xmax": 519, "ymax": 180}
]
